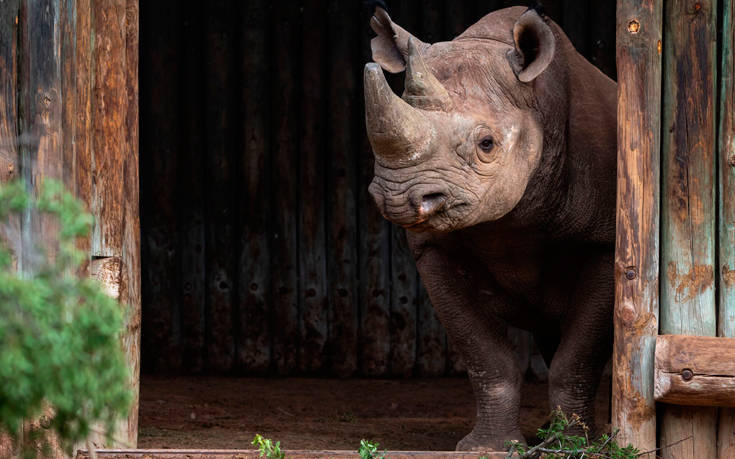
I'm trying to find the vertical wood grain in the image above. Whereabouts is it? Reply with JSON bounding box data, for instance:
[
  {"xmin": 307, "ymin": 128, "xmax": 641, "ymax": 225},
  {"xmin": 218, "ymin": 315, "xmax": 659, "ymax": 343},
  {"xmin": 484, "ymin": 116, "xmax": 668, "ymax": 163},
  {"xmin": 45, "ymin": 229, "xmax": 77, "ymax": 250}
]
[
  {"xmin": 237, "ymin": 0, "xmax": 272, "ymax": 374},
  {"xmin": 562, "ymin": 0, "xmax": 589, "ymax": 57},
  {"xmin": 358, "ymin": 0, "xmax": 392, "ymax": 377},
  {"xmin": 271, "ymin": 0, "xmax": 301, "ymax": 375},
  {"xmin": 178, "ymin": 3, "xmax": 206, "ymax": 373},
  {"xmin": 718, "ymin": 0, "xmax": 735, "ymax": 456},
  {"xmin": 120, "ymin": 0, "xmax": 140, "ymax": 444},
  {"xmin": 74, "ymin": 0, "xmax": 92, "ymax": 235},
  {"xmin": 298, "ymin": 0, "xmax": 328, "ymax": 374},
  {"xmin": 204, "ymin": 0, "xmax": 236, "ymax": 372},
  {"xmin": 589, "ymin": 0, "xmax": 617, "ymax": 79},
  {"xmin": 612, "ymin": 0, "xmax": 661, "ymax": 451},
  {"xmin": 659, "ymin": 1, "xmax": 718, "ymax": 457},
  {"xmin": 326, "ymin": 0, "xmax": 359, "ymax": 377},
  {"xmin": 18, "ymin": 0, "xmax": 63, "ymax": 270},
  {"xmin": 139, "ymin": 0, "xmax": 181, "ymax": 372},
  {"xmin": 0, "ymin": 0, "xmax": 19, "ymax": 186},
  {"xmin": 90, "ymin": 0, "xmax": 127, "ymax": 257}
]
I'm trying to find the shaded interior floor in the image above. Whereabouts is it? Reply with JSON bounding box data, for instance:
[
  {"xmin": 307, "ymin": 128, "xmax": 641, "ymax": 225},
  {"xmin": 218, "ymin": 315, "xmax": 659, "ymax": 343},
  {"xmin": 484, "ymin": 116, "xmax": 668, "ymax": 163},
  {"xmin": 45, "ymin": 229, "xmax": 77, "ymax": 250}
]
[{"xmin": 138, "ymin": 375, "xmax": 610, "ymax": 451}]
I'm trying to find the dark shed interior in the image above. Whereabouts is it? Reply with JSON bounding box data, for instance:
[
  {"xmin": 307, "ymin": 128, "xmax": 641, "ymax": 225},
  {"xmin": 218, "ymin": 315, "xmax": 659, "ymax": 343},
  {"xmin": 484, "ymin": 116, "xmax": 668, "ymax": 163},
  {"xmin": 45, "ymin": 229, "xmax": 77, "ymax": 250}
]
[{"xmin": 138, "ymin": 0, "xmax": 617, "ymax": 378}]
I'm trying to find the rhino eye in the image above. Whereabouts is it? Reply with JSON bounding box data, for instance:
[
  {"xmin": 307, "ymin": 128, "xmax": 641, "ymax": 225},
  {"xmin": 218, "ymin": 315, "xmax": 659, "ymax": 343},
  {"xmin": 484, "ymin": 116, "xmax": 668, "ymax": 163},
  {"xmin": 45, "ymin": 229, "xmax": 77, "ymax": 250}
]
[{"xmin": 478, "ymin": 136, "xmax": 494, "ymax": 152}]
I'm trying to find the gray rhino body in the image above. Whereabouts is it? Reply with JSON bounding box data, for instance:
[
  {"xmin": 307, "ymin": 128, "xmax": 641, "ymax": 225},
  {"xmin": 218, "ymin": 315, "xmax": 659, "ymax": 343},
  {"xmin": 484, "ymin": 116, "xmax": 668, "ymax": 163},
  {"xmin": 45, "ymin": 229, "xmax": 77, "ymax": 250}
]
[{"xmin": 364, "ymin": 6, "xmax": 616, "ymax": 450}]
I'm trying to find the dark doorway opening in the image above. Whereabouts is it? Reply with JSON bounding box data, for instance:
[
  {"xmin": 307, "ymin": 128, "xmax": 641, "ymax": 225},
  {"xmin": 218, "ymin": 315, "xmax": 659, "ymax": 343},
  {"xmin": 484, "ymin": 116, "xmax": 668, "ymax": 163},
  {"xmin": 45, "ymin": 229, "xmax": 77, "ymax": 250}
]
[{"xmin": 138, "ymin": 0, "xmax": 616, "ymax": 450}]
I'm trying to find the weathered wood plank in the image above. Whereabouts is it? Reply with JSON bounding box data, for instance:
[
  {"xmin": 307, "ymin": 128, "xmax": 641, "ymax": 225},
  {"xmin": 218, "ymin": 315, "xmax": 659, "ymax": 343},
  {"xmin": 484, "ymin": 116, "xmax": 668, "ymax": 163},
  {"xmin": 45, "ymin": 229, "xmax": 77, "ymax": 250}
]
[
  {"xmin": 73, "ymin": 0, "xmax": 92, "ymax": 232},
  {"xmin": 270, "ymin": 0, "xmax": 301, "ymax": 375},
  {"xmin": 237, "ymin": 0, "xmax": 271, "ymax": 374},
  {"xmin": 654, "ymin": 335, "xmax": 735, "ymax": 407},
  {"xmin": 358, "ymin": 1, "xmax": 391, "ymax": 377},
  {"xmin": 589, "ymin": 0, "xmax": 616, "ymax": 79},
  {"xmin": 611, "ymin": 0, "xmax": 662, "ymax": 451},
  {"xmin": 60, "ymin": 0, "xmax": 76, "ymax": 191},
  {"xmin": 203, "ymin": 0, "xmax": 236, "ymax": 373},
  {"xmin": 120, "ymin": 0, "xmax": 140, "ymax": 445},
  {"xmin": 472, "ymin": 0, "xmax": 503, "ymax": 20},
  {"xmin": 719, "ymin": 0, "xmax": 735, "ymax": 456},
  {"xmin": 326, "ymin": 0, "xmax": 359, "ymax": 377},
  {"xmin": 90, "ymin": 0, "xmax": 127, "ymax": 257},
  {"xmin": 297, "ymin": 0, "xmax": 328, "ymax": 374},
  {"xmin": 562, "ymin": 0, "xmax": 589, "ymax": 57},
  {"xmin": 18, "ymin": 0, "xmax": 63, "ymax": 270},
  {"xmin": 178, "ymin": 2, "xmax": 206, "ymax": 374},
  {"xmin": 659, "ymin": 0, "xmax": 718, "ymax": 457},
  {"xmin": 443, "ymin": 0, "xmax": 472, "ymax": 39},
  {"xmin": 0, "ymin": 0, "xmax": 19, "ymax": 185},
  {"xmin": 139, "ymin": 0, "xmax": 181, "ymax": 372}
]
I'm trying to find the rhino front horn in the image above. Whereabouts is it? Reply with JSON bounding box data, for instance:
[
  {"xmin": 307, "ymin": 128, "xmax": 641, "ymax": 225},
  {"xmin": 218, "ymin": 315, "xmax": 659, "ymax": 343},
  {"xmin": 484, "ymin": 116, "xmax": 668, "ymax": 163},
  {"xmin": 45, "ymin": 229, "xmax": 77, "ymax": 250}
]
[
  {"xmin": 403, "ymin": 38, "xmax": 452, "ymax": 111},
  {"xmin": 364, "ymin": 62, "xmax": 434, "ymax": 165}
]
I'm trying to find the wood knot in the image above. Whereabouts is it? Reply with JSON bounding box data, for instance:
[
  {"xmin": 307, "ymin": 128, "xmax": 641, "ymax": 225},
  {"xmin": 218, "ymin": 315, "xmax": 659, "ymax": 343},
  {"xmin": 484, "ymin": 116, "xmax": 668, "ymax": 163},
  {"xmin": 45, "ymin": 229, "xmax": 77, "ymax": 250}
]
[
  {"xmin": 627, "ymin": 19, "xmax": 640, "ymax": 34},
  {"xmin": 728, "ymin": 155, "xmax": 735, "ymax": 168},
  {"xmin": 681, "ymin": 368, "xmax": 694, "ymax": 381},
  {"xmin": 619, "ymin": 301, "xmax": 637, "ymax": 325}
]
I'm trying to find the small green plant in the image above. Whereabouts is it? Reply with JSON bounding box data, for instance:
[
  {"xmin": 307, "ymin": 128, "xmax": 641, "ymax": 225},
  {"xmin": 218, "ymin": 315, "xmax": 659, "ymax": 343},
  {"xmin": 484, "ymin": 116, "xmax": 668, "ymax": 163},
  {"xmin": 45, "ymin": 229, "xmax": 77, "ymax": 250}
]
[
  {"xmin": 0, "ymin": 180, "xmax": 132, "ymax": 457},
  {"xmin": 505, "ymin": 409, "xmax": 639, "ymax": 458},
  {"xmin": 358, "ymin": 439, "xmax": 387, "ymax": 459},
  {"xmin": 252, "ymin": 434, "xmax": 285, "ymax": 459}
]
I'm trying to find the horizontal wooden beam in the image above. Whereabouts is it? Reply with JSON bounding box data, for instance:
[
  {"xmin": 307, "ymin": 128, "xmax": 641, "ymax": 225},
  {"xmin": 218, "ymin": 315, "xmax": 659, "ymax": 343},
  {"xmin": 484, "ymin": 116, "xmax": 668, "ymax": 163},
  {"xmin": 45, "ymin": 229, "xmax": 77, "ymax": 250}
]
[
  {"xmin": 75, "ymin": 450, "xmax": 507, "ymax": 459},
  {"xmin": 655, "ymin": 334, "xmax": 735, "ymax": 407}
]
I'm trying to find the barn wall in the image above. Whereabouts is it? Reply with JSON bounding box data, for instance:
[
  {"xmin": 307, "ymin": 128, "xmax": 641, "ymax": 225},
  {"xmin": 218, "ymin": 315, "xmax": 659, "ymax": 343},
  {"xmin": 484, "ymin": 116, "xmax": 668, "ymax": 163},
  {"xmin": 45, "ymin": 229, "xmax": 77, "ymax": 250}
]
[{"xmin": 139, "ymin": 0, "xmax": 617, "ymax": 376}]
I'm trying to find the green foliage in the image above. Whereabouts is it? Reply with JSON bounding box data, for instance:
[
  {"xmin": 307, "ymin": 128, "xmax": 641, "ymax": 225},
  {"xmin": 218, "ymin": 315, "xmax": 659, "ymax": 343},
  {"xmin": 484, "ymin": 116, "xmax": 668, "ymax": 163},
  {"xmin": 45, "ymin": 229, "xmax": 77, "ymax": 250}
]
[
  {"xmin": 358, "ymin": 439, "xmax": 386, "ymax": 459},
  {"xmin": 252, "ymin": 434, "xmax": 285, "ymax": 459},
  {"xmin": 0, "ymin": 180, "xmax": 132, "ymax": 457},
  {"xmin": 505, "ymin": 409, "xmax": 639, "ymax": 458}
]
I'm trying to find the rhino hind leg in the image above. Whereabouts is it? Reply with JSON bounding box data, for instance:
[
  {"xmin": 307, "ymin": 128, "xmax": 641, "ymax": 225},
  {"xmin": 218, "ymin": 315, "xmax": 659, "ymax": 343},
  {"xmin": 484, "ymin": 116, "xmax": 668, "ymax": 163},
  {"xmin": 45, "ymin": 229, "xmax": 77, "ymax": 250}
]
[{"xmin": 547, "ymin": 252, "xmax": 614, "ymax": 435}]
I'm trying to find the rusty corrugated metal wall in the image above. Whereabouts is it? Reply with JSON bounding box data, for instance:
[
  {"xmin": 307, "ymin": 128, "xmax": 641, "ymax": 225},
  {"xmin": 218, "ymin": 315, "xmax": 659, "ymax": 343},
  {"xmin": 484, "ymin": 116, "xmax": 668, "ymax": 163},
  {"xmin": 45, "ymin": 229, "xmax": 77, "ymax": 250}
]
[{"xmin": 139, "ymin": 0, "xmax": 616, "ymax": 376}]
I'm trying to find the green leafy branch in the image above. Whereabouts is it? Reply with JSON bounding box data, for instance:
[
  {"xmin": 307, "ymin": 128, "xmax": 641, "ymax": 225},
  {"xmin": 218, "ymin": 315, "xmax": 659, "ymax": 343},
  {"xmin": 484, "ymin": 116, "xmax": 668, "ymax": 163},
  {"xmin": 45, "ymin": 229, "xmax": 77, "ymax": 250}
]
[{"xmin": 0, "ymin": 180, "xmax": 132, "ymax": 458}]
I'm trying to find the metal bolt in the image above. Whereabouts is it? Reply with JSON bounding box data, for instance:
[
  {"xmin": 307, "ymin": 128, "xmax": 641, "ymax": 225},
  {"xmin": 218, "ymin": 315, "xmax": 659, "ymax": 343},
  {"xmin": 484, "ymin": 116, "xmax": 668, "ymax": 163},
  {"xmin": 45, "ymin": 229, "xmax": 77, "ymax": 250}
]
[
  {"xmin": 681, "ymin": 369, "xmax": 694, "ymax": 381},
  {"xmin": 628, "ymin": 19, "xmax": 640, "ymax": 34},
  {"xmin": 625, "ymin": 267, "xmax": 637, "ymax": 280}
]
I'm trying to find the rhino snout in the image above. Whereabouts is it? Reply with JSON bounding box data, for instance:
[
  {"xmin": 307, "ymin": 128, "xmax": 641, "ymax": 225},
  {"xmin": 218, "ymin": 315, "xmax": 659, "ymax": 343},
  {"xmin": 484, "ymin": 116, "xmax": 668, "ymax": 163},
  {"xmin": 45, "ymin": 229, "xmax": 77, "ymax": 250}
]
[{"xmin": 369, "ymin": 179, "xmax": 449, "ymax": 227}]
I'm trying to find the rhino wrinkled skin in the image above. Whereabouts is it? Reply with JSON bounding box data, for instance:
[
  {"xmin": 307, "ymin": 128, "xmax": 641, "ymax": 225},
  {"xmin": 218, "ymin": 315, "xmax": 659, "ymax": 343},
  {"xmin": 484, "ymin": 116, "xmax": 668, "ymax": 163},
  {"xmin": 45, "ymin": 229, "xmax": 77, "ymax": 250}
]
[{"xmin": 364, "ymin": 6, "xmax": 616, "ymax": 450}]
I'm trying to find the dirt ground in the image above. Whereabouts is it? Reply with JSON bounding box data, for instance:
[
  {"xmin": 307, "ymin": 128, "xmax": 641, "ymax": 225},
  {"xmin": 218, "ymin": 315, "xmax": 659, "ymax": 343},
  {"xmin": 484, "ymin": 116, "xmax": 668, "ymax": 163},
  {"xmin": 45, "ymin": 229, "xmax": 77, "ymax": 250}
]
[{"xmin": 139, "ymin": 375, "xmax": 611, "ymax": 451}]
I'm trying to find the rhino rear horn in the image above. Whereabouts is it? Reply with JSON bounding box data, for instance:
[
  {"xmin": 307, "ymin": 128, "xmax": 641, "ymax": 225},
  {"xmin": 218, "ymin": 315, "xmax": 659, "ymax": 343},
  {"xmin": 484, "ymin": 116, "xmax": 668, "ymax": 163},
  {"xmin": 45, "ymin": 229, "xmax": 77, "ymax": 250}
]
[
  {"xmin": 507, "ymin": 9, "xmax": 556, "ymax": 83},
  {"xmin": 403, "ymin": 38, "xmax": 453, "ymax": 112}
]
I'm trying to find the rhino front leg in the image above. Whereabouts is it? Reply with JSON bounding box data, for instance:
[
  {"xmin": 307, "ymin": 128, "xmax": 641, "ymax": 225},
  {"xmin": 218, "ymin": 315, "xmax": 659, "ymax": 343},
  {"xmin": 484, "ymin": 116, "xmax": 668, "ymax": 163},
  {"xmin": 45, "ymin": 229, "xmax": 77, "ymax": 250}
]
[{"xmin": 412, "ymin": 243, "xmax": 524, "ymax": 451}]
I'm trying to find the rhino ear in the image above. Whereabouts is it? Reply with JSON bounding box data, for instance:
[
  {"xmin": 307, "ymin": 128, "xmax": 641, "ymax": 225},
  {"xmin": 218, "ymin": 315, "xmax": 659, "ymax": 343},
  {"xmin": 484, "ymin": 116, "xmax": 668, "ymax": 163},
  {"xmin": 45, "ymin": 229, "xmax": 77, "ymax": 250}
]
[
  {"xmin": 507, "ymin": 9, "xmax": 556, "ymax": 83},
  {"xmin": 370, "ymin": 7, "xmax": 429, "ymax": 73}
]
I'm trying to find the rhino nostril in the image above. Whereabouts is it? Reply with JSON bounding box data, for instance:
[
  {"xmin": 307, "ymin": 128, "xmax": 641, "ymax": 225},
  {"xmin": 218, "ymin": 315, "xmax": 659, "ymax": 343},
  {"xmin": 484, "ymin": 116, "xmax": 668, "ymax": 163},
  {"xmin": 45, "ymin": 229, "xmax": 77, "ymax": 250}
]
[{"xmin": 419, "ymin": 192, "xmax": 447, "ymax": 216}]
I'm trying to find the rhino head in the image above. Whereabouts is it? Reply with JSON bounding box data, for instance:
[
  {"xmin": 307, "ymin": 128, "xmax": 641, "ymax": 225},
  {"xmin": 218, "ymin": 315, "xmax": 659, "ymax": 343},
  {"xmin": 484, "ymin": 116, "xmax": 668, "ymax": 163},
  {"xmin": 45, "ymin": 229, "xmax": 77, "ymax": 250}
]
[{"xmin": 365, "ymin": 7, "xmax": 566, "ymax": 233}]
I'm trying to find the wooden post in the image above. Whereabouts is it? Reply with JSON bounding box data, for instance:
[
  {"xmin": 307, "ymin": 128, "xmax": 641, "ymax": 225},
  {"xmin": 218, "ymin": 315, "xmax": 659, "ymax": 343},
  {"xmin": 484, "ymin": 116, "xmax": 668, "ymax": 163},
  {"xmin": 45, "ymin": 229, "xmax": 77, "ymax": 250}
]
[
  {"xmin": 655, "ymin": 335, "xmax": 735, "ymax": 407},
  {"xmin": 0, "ymin": 0, "xmax": 139, "ymax": 451},
  {"xmin": 718, "ymin": 0, "xmax": 735, "ymax": 456},
  {"xmin": 0, "ymin": 0, "xmax": 19, "ymax": 187},
  {"xmin": 612, "ymin": 0, "xmax": 662, "ymax": 451},
  {"xmin": 659, "ymin": 0, "xmax": 718, "ymax": 457}
]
